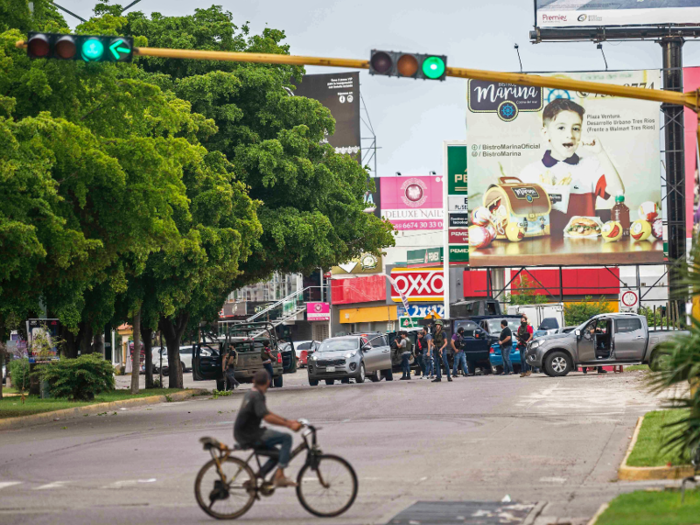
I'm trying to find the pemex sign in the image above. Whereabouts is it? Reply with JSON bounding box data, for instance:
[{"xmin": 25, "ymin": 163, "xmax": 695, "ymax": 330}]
[{"xmin": 389, "ymin": 268, "xmax": 444, "ymax": 303}]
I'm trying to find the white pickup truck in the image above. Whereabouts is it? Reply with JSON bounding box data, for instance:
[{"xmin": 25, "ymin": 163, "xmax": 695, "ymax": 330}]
[{"xmin": 525, "ymin": 313, "xmax": 685, "ymax": 376}]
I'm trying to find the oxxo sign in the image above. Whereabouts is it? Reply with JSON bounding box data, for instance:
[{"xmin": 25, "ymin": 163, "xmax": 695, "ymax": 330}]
[{"xmin": 390, "ymin": 268, "xmax": 444, "ymax": 303}]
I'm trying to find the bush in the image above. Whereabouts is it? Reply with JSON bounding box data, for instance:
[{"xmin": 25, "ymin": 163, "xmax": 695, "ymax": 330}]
[
  {"xmin": 564, "ymin": 296, "xmax": 612, "ymax": 326},
  {"xmin": 8, "ymin": 358, "xmax": 31, "ymax": 392},
  {"xmin": 38, "ymin": 354, "xmax": 115, "ymax": 401}
]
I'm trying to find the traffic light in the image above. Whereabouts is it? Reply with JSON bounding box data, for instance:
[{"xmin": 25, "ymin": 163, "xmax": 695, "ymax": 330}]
[
  {"xmin": 26, "ymin": 32, "xmax": 133, "ymax": 62},
  {"xmin": 369, "ymin": 50, "xmax": 447, "ymax": 81}
]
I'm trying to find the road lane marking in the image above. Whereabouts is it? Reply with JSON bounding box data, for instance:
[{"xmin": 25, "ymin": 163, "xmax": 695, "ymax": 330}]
[
  {"xmin": 539, "ymin": 476, "xmax": 566, "ymax": 484},
  {"xmin": 34, "ymin": 481, "xmax": 68, "ymax": 490},
  {"xmin": 0, "ymin": 482, "xmax": 22, "ymax": 490},
  {"xmin": 102, "ymin": 478, "xmax": 157, "ymax": 489}
]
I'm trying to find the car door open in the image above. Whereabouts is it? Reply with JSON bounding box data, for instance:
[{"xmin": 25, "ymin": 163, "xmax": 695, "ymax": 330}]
[
  {"xmin": 612, "ymin": 317, "xmax": 647, "ymax": 361},
  {"xmin": 193, "ymin": 343, "xmax": 222, "ymax": 381}
]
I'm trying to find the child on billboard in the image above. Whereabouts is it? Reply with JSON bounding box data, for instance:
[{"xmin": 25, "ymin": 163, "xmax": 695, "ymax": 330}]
[{"xmin": 518, "ymin": 98, "xmax": 625, "ymax": 235}]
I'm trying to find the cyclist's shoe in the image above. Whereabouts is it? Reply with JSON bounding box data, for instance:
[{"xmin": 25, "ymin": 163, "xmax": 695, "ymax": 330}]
[{"xmin": 273, "ymin": 476, "xmax": 297, "ymax": 488}]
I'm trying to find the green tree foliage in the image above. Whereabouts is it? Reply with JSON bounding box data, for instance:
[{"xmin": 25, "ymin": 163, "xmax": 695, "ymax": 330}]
[
  {"xmin": 648, "ymin": 240, "xmax": 700, "ymax": 461},
  {"xmin": 8, "ymin": 358, "xmax": 31, "ymax": 393},
  {"xmin": 508, "ymin": 275, "xmax": 541, "ymax": 306},
  {"xmin": 38, "ymin": 354, "xmax": 115, "ymax": 400},
  {"xmin": 563, "ymin": 296, "xmax": 612, "ymax": 326}
]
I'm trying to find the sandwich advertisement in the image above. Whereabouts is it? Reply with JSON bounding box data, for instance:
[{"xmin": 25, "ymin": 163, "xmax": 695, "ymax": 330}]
[{"xmin": 466, "ymin": 69, "xmax": 663, "ymax": 268}]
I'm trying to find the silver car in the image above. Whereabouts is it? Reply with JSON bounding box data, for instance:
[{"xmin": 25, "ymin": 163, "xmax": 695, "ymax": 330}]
[{"xmin": 307, "ymin": 334, "xmax": 392, "ymax": 386}]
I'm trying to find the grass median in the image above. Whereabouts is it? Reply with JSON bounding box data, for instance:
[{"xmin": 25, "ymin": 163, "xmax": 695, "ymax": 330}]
[
  {"xmin": 626, "ymin": 409, "xmax": 691, "ymax": 467},
  {"xmin": 596, "ymin": 489, "xmax": 700, "ymax": 525},
  {"xmin": 0, "ymin": 389, "xmax": 185, "ymax": 419}
]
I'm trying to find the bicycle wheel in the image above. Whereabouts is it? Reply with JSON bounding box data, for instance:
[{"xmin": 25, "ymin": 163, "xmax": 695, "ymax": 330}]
[
  {"xmin": 194, "ymin": 456, "xmax": 256, "ymax": 520},
  {"xmin": 296, "ymin": 454, "xmax": 358, "ymax": 517}
]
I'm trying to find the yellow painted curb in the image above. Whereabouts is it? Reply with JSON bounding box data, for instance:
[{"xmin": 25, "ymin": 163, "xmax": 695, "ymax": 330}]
[
  {"xmin": 618, "ymin": 415, "xmax": 695, "ymax": 481},
  {"xmin": 587, "ymin": 502, "xmax": 609, "ymax": 525},
  {"xmin": 0, "ymin": 389, "xmax": 209, "ymax": 431}
]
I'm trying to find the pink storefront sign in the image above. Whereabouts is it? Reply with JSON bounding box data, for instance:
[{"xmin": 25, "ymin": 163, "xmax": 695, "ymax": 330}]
[
  {"xmin": 380, "ymin": 175, "xmax": 444, "ymax": 231},
  {"xmin": 306, "ymin": 302, "xmax": 330, "ymax": 321}
]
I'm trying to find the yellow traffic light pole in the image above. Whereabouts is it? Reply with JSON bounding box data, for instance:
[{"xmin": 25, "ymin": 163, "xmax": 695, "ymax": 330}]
[{"xmin": 14, "ymin": 40, "xmax": 700, "ymax": 140}]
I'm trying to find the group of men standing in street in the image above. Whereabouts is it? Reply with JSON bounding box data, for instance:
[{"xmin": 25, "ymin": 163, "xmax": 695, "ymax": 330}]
[{"xmin": 398, "ymin": 314, "xmax": 536, "ymax": 380}]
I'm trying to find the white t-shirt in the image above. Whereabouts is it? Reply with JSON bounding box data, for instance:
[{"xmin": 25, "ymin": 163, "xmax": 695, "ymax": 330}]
[{"xmin": 518, "ymin": 151, "xmax": 610, "ymax": 216}]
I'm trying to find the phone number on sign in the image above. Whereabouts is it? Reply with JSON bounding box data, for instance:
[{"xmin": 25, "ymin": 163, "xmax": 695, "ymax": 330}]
[{"xmin": 395, "ymin": 221, "xmax": 444, "ymax": 230}]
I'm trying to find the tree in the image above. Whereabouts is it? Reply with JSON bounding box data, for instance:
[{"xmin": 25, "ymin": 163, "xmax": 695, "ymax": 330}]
[
  {"xmin": 563, "ymin": 296, "xmax": 612, "ymax": 326},
  {"xmin": 118, "ymin": 6, "xmax": 393, "ymax": 386},
  {"xmin": 507, "ymin": 275, "xmax": 541, "ymax": 306}
]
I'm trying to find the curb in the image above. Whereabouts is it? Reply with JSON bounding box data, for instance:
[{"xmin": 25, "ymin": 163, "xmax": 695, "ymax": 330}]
[
  {"xmin": 0, "ymin": 389, "xmax": 209, "ymax": 431},
  {"xmin": 587, "ymin": 502, "xmax": 609, "ymax": 525},
  {"xmin": 618, "ymin": 415, "xmax": 695, "ymax": 481}
]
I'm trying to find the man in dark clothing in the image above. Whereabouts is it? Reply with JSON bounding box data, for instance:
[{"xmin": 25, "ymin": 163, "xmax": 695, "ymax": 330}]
[
  {"xmin": 499, "ymin": 320, "xmax": 513, "ymax": 375},
  {"xmin": 222, "ymin": 346, "xmax": 240, "ymax": 391},
  {"xmin": 399, "ymin": 332, "xmax": 413, "ymax": 380},
  {"xmin": 432, "ymin": 320, "xmax": 452, "ymax": 382},
  {"xmin": 415, "ymin": 331, "xmax": 426, "ymax": 377},
  {"xmin": 451, "ymin": 327, "xmax": 469, "ymax": 377},
  {"xmin": 234, "ymin": 370, "xmax": 301, "ymax": 487},
  {"xmin": 517, "ymin": 315, "xmax": 533, "ymax": 377}
]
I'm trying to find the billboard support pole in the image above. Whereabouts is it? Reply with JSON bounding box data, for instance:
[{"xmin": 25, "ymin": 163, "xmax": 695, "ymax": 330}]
[
  {"xmin": 442, "ymin": 144, "xmax": 451, "ymax": 321},
  {"xmin": 661, "ymin": 37, "xmax": 687, "ymax": 322}
]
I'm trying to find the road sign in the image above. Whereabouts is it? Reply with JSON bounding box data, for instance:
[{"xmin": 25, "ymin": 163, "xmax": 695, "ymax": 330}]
[{"xmin": 621, "ymin": 290, "xmax": 639, "ymax": 309}]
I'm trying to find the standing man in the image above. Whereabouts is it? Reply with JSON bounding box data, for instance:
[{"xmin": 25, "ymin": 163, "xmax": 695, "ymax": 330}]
[
  {"xmin": 234, "ymin": 370, "xmax": 302, "ymax": 487},
  {"xmin": 432, "ymin": 321, "xmax": 452, "ymax": 383},
  {"xmin": 422, "ymin": 328, "xmax": 434, "ymax": 379},
  {"xmin": 415, "ymin": 330, "xmax": 426, "ymax": 377},
  {"xmin": 399, "ymin": 332, "xmax": 413, "ymax": 380},
  {"xmin": 517, "ymin": 315, "xmax": 533, "ymax": 377},
  {"xmin": 222, "ymin": 345, "xmax": 240, "ymax": 391},
  {"xmin": 499, "ymin": 320, "xmax": 514, "ymax": 376},
  {"xmin": 451, "ymin": 326, "xmax": 469, "ymax": 377},
  {"xmin": 261, "ymin": 342, "xmax": 275, "ymax": 388}
]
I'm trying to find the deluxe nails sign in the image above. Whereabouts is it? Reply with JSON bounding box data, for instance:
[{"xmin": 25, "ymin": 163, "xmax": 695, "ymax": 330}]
[{"xmin": 390, "ymin": 269, "xmax": 444, "ymax": 303}]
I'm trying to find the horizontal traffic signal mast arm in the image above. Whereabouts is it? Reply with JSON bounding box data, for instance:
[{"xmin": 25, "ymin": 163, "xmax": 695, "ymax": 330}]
[{"xmin": 13, "ymin": 41, "xmax": 700, "ymax": 110}]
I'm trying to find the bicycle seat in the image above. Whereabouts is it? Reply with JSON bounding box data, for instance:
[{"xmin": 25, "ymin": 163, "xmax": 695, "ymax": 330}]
[{"xmin": 200, "ymin": 437, "xmax": 223, "ymax": 451}]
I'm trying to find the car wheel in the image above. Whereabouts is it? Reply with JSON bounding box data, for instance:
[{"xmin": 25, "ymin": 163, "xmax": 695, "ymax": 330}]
[
  {"xmin": 309, "ymin": 378, "xmax": 319, "ymax": 386},
  {"xmin": 545, "ymin": 351, "xmax": 572, "ymax": 377},
  {"xmin": 325, "ymin": 379, "xmax": 335, "ymax": 385},
  {"xmin": 355, "ymin": 363, "xmax": 366, "ymax": 384},
  {"xmin": 273, "ymin": 375, "xmax": 283, "ymax": 388},
  {"xmin": 369, "ymin": 368, "xmax": 381, "ymax": 382}
]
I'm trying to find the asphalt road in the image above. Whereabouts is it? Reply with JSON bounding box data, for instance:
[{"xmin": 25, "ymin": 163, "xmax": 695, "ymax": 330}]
[{"xmin": 0, "ymin": 370, "xmax": 664, "ymax": 525}]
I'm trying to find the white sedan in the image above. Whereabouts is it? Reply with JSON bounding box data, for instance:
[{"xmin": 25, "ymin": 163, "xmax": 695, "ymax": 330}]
[{"xmin": 152, "ymin": 345, "xmax": 193, "ymax": 373}]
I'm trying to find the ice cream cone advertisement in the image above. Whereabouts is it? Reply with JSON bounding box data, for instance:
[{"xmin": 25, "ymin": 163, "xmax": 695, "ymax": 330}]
[{"xmin": 466, "ymin": 69, "xmax": 663, "ymax": 267}]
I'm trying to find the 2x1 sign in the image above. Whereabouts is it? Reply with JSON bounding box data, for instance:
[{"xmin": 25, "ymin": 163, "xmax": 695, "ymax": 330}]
[{"xmin": 390, "ymin": 268, "xmax": 444, "ymax": 303}]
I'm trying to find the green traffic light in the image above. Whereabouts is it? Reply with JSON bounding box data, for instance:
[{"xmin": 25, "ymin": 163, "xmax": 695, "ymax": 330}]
[
  {"xmin": 81, "ymin": 38, "xmax": 104, "ymax": 61},
  {"xmin": 422, "ymin": 56, "xmax": 446, "ymax": 79}
]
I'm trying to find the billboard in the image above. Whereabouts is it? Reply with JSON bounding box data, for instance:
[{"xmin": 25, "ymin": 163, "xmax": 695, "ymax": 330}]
[
  {"xmin": 535, "ymin": 0, "xmax": 700, "ymax": 28},
  {"xmin": 293, "ymin": 72, "xmax": 361, "ymax": 160},
  {"xmin": 466, "ymin": 70, "xmax": 664, "ymax": 268},
  {"xmin": 331, "ymin": 253, "xmax": 382, "ymax": 275},
  {"xmin": 380, "ymin": 175, "xmax": 444, "ymax": 230}
]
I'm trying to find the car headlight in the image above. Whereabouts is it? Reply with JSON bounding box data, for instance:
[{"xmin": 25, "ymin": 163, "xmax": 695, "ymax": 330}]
[
  {"xmin": 310, "ymin": 354, "xmax": 318, "ymax": 361},
  {"xmin": 344, "ymin": 351, "xmax": 357, "ymax": 359},
  {"xmin": 530, "ymin": 340, "xmax": 541, "ymax": 350}
]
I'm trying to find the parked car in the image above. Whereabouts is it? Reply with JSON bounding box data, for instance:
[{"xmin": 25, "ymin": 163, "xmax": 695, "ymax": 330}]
[
  {"xmin": 152, "ymin": 345, "xmax": 193, "ymax": 374},
  {"xmin": 488, "ymin": 342, "xmax": 522, "ymax": 374},
  {"xmin": 192, "ymin": 323, "xmax": 284, "ymax": 390},
  {"xmin": 288, "ymin": 340, "xmax": 320, "ymax": 368},
  {"xmin": 307, "ymin": 334, "xmax": 393, "ymax": 386},
  {"xmin": 451, "ymin": 316, "xmax": 521, "ymax": 373},
  {"xmin": 526, "ymin": 313, "xmax": 687, "ymax": 377}
]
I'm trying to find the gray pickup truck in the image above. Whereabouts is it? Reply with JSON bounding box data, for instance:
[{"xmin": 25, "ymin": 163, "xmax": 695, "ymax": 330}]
[{"xmin": 525, "ymin": 313, "xmax": 685, "ymax": 377}]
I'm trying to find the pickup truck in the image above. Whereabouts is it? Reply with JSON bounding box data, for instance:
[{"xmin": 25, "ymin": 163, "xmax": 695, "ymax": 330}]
[{"xmin": 525, "ymin": 313, "xmax": 685, "ymax": 377}]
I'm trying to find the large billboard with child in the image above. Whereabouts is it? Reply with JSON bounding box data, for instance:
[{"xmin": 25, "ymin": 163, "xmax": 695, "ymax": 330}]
[{"xmin": 466, "ymin": 70, "xmax": 664, "ymax": 268}]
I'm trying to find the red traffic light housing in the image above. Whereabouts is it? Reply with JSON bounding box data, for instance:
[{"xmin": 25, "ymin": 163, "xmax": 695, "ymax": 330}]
[
  {"xmin": 26, "ymin": 32, "xmax": 133, "ymax": 62},
  {"xmin": 369, "ymin": 50, "xmax": 447, "ymax": 81}
]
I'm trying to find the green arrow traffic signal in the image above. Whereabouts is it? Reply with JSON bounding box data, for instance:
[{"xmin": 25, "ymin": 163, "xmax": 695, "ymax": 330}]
[{"xmin": 26, "ymin": 32, "xmax": 133, "ymax": 62}]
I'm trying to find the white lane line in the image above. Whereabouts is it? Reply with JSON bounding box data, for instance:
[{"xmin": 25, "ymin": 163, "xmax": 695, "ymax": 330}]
[
  {"xmin": 539, "ymin": 476, "xmax": 567, "ymax": 484},
  {"xmin": 34, "ymin": 481, "xmax": 68, "ymax": 490},
  {"xmin": 0, "ymin": 482, "xmax": 22, "ymax": 490},
  {"xmin": 102, "ymin": 478, "xmax": 157, "ymax": 489}
]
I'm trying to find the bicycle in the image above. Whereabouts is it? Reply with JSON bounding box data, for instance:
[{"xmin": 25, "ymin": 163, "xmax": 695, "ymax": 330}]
[{"xmin": 195, "ymin": 419, "xmax": 358, "ymax": 520}]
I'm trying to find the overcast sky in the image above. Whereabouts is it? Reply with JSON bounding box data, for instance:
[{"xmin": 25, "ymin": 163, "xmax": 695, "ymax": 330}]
[{"xmin": 57, "ymin": 0, "xmax": 700, "ymax": 178}]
